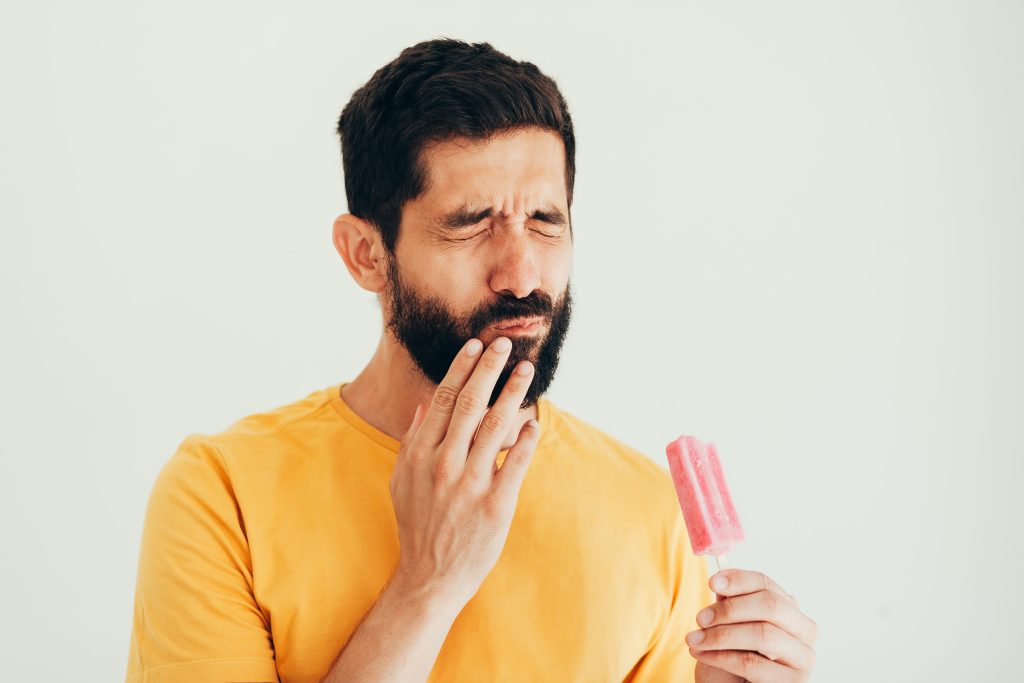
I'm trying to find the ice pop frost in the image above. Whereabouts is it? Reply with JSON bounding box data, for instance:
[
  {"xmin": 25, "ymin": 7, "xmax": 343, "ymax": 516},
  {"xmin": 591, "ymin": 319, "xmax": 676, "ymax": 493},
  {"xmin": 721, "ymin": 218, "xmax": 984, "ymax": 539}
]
[{"xmin": 665, "ymin": 435, "xmax": 744, "ymax": 563}]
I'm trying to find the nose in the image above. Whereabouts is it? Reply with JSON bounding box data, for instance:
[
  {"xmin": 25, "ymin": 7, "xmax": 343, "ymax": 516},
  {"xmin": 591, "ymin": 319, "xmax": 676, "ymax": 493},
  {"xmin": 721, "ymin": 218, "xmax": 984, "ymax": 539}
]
[{"xmin": 488, "ymin": 228, "xmax": 542, "ymax": 299}]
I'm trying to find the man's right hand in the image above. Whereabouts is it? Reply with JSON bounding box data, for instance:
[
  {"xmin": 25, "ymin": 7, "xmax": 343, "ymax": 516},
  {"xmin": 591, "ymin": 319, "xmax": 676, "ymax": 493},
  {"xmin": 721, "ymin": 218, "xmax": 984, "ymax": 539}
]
[
  {"xmin": 321, "ymin": 335, "xmax": 539, "ymax": 683},
  {"xmin": 388, "ymin": 335, "xmax": 541, "ymax": 607}
]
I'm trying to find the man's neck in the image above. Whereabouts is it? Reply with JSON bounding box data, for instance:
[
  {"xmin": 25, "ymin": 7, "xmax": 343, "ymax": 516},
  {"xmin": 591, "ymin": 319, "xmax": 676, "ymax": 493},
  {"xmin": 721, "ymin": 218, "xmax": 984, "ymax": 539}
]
[{"xmin": 340, "ymin": 333, "xmax": 538, "ymax": 450}]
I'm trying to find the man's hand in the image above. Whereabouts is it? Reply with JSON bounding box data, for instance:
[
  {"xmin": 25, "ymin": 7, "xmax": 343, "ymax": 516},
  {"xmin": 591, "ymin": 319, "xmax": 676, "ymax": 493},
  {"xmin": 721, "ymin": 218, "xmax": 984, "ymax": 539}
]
[
  {"xmin": 686, "ymin": 568, "xmax": 818, "ymax": 683},
  {"xmin": 322, "ymin": 336, "xmax": 539, "ymax": 682},
  {"xmin": 388, "ymin": 335, "xmax": 540, "ymax": 607}
]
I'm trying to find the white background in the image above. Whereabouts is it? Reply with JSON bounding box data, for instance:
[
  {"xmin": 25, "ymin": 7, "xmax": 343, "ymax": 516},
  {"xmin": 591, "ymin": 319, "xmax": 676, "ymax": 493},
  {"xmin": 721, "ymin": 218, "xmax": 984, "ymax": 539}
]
[{"xmin": 1, "ymin": 1, "xmax": 1021, "ymax": 681}]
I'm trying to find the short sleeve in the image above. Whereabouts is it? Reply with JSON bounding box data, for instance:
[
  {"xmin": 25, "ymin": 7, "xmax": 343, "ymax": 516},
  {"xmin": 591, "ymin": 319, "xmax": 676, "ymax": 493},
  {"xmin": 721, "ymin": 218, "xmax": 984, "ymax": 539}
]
[
  {"xmin": 625, "ymin": 503, "xmax": 714, "ymax": 683},
  {"xmin": 125, "ymin": 436, "xmax": 279, "ymax": 683}
]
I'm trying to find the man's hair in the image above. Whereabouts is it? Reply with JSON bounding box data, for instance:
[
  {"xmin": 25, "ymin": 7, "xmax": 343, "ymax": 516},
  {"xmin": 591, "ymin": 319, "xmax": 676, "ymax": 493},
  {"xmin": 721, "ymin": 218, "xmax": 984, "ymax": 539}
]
[{"xmin": 336, "ymin": 38, "xmax": 576, "ymax": 253}]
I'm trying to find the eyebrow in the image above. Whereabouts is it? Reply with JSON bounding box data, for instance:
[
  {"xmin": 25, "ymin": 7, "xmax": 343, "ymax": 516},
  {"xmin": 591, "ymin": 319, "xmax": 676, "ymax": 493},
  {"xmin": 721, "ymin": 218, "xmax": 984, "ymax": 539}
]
[{"xmin": 431, "ymin": 204, "xmax": 569, "ymax": 230}]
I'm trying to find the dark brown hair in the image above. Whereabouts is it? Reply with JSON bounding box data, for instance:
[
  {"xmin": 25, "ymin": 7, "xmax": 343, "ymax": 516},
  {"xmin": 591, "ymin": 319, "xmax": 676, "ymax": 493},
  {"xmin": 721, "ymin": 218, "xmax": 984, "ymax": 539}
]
[{"xmin": 336, "ymin": 38, "xmax": 576, "ymax": 253}]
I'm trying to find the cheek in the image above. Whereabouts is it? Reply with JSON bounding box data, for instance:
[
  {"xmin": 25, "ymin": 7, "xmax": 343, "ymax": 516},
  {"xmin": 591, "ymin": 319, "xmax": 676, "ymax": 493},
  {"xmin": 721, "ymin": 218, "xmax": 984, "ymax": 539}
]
[
  {"xmin": 427, "ymin": 252, "xmax": 491, "ymax": 306},
  {"xmin": 542, "ymin": 245, "xmax": 573, "ymax": 290}
]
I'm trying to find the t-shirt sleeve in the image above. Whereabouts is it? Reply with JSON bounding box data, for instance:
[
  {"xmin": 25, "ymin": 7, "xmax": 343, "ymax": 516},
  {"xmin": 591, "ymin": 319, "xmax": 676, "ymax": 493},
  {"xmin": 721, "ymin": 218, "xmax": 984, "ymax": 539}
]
[
  {"xmin": 625, "ymin": 499, "xmax": 714, "ymax": 683},
  {"xmin": 125, "ymin": 435, "xmax": 280, "ymax": 683}
]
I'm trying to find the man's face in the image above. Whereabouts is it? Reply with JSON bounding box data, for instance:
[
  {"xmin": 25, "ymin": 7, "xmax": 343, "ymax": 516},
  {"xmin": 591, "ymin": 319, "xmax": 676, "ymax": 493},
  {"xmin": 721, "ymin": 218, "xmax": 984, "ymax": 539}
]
[{"xmin": 382, "ymin": 126, "xmax": 574, "ymax": 408}]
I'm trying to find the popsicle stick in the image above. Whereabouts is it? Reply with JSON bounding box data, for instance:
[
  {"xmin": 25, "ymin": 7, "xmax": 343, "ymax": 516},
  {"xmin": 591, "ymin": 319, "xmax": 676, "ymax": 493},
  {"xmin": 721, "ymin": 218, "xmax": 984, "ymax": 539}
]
[{"xmin": 711, "ymin": 556, "xmax": 729, "ymax": 601}]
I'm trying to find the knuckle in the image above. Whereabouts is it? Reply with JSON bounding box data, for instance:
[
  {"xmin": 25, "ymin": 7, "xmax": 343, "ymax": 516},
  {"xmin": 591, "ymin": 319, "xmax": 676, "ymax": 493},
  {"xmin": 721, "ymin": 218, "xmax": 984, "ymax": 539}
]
[
  {"xmin": 400, "ymin": 446, "xmax": 420, "ymax": 468},
  {"xmin": 479, "ymin": 410, "xmax": 506, "ymax": 435},
  {"xmin": 434, "ymin": 385, "xmax": 460, "ymax": 410},
  {"xmin": 432, "ymin": 458, "xmax": 453, "ymax": 486},
  {"xmin": 408, "ymin": 444, "xmax": 429, "ymax": 464},
  {"xmin": 757, "ymin": 621, "xmax": 775, "ymax": 647},
  {"xmin": 761, "ymin": 572, "xmax": 771, "ymax": 592},
  {"xmin": 739, "ymin": 650, "xmax": 762, "ymax": 672},
  {"xmin": 460, "ymin": 467, "xmax": 488, "ymax": 492},
  {"xmin": 455, "ymin": 390, "xmax": 483, "ymax": 416},
  {"xmin": 762, "ymin": 590, "xmax": 780, "ymax": 616}
]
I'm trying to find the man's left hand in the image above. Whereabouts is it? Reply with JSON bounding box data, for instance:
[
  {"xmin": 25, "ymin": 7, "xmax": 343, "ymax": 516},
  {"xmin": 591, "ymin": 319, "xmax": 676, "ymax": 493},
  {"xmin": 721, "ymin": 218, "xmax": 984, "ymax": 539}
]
[{"xmin": 686, "ymin": 568, "xmax": 818, "ymax": 682}]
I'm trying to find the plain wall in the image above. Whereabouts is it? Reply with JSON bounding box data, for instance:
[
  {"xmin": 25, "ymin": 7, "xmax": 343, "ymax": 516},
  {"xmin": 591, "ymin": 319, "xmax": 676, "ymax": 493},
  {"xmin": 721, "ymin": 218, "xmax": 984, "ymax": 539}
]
[{"xmin": 1, "ymin": 1, "xmax": 1021, "ymax": 680}]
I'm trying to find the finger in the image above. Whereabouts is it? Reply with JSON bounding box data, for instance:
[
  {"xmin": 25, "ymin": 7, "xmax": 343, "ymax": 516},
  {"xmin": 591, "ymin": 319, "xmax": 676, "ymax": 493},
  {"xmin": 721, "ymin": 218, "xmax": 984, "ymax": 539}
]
[
  {"xmin": 402, "ymin": 403, "xmax": 425, "ymax": 444},
  {"xmin": 438, "ymin": 336, "xmax": 514, "ymax": 453},
  {"xmin": 710, "ymin": 569, "xmax": 799, "ymax": 608},
  {"xmin": 415, "ymin": 338, "xmax": 484, "ymax": 448},
  {"xmin": 688, "ymin": 648, "xmax": 791, "ymax": 683},
  {"xmin": 391, "ymin": 403, "xmax": 426, "ymax": 497},
  {"xmin": 395, "ymin": 403, "xmax": 426, "ymax": 465},
  {"xmin": 463, "ymin": 359, "xmax": 535, "ymax": 482},
  {"xmin": 489, "ymin": 418, "xmax": 541, "ymax": 505},
  {"xmin": 696, "ymin": 589, "xmax": 817, "ymax": 647},
  {"xmin": 686, "ymin": 622, "xmax": 816, "ymax": 670}
]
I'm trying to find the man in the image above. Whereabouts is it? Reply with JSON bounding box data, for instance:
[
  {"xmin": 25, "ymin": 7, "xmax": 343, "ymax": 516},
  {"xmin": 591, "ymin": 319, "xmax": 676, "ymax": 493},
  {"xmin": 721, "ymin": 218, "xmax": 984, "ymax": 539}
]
[{"xmin": 125, "ymin": 39, "xmax": 817, "ymax": 683}]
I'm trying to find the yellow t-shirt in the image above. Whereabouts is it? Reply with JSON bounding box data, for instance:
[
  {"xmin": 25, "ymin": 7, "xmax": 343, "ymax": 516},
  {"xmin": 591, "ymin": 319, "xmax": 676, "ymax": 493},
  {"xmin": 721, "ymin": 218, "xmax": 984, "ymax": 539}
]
[{"xmin": 125, "ymin": 383, "xmax": 713, "ymax": 682}]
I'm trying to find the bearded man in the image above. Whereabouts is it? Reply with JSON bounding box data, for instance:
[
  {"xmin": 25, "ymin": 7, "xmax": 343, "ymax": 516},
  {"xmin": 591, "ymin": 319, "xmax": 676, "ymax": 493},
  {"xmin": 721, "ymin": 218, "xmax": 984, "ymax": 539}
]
[{"xmin": 125, "ymin": 38, "xmax": 818, "ymax": 683}]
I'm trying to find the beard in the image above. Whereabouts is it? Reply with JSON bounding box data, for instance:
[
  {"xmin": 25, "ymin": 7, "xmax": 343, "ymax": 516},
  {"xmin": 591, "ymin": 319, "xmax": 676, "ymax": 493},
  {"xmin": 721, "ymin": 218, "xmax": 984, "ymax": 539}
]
[{"xmin": 382, "ymin": 255, "xmax": 573, "ymax": 409}]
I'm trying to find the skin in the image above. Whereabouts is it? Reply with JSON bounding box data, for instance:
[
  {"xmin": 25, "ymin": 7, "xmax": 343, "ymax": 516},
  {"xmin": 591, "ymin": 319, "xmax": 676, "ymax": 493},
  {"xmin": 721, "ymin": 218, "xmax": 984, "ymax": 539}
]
[
  {"xmin": 688, "ymin": 569, "xmax": 819, "ymax": 682},
  {"xmin": 325, "ymin": 126, "xmax": 818, "ymax": 682}
]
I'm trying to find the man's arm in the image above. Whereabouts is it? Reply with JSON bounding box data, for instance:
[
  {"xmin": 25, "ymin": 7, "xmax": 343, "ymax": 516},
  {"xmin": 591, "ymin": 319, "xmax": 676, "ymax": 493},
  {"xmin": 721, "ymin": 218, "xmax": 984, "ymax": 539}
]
[
  {"xmin": 124, "ymin": 437, "xmax": 280, "ymax": 683},
  {"xmin": 320, "ymin": 569, "xmax": 463, "ymax": 683}
]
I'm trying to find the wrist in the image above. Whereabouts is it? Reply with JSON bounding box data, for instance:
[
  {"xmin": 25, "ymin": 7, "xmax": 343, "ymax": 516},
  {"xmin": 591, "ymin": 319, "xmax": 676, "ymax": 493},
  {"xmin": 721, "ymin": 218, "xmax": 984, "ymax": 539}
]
[{"xmin": 385, "ymin": 564, "xmax": 470, "ymax": 618}]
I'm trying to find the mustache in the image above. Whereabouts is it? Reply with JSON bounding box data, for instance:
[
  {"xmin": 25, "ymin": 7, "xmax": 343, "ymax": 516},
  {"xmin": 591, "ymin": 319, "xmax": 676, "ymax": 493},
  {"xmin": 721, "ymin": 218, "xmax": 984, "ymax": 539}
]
[{"xmin": 469, "ymin": 291, "xmax": 555, "ymax": 331}]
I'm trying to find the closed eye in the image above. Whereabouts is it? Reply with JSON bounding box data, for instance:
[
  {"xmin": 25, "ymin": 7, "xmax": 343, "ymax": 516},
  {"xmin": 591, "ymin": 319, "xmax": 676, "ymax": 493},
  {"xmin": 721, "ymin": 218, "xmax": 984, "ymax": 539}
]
[
  {"xmin": 448, "ymin": 230, "xmax": 487, "ymax": 243},
  {"xmin": 531, "ymin": 227, "xmax": 561, "ymax": 239},
  {"xmin": 445, "ymin": 225, "xmax": 563, "ymax": 243}
]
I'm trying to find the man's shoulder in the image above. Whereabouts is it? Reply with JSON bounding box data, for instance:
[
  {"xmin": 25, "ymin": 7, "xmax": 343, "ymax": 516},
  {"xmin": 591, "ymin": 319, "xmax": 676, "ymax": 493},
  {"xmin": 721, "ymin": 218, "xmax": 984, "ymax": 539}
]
[
  {"xmin": 211, "ymin": 384, "xmax": 338, "ymax": 442},
  {"xmin": 162, "ymin": 384, "xmax": 340, "ymax": 475}
]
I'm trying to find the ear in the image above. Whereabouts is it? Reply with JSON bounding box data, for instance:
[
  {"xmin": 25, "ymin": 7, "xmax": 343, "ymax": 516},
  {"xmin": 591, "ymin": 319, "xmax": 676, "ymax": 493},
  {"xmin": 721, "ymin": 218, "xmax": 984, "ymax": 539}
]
[{"xmin": 332, "ymin": 213, "xmax": 388, "ymax": 293}]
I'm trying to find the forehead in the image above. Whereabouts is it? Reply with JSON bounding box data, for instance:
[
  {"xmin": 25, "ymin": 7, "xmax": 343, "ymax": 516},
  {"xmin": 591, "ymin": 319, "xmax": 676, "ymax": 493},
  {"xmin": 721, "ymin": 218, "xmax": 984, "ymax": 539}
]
[{"xmin": 414, "ymin": 127, "xmax": 568, "ymax": 214}]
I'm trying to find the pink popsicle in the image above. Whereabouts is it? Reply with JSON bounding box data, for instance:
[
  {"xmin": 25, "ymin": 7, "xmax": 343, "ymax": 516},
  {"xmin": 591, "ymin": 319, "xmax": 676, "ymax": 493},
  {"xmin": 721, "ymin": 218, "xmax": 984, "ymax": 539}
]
[{"xmin": 665, "ymin": 435, "xmax": 744, "ymax": 558}]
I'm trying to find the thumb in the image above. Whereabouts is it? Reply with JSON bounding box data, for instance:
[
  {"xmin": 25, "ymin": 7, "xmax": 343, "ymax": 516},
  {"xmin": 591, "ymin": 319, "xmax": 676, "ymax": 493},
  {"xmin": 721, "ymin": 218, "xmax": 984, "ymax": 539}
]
[{"xmin": 393, "ymin": 403, "xmax": 426, "ymax": 492}]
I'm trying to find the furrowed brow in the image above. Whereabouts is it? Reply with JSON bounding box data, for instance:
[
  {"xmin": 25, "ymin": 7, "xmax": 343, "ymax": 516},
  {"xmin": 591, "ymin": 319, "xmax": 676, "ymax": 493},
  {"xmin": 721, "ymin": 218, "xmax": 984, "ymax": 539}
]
[{"xmin": 431, "ymin": 204, "xmax": 568, "ymax": 230}]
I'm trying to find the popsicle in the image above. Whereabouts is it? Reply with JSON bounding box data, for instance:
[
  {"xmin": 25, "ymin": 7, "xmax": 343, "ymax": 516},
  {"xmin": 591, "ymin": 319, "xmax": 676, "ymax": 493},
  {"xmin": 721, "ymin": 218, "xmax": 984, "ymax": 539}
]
[{"xmin": 665, "ymin": 434, "xmax": 744, "ymax": 571}]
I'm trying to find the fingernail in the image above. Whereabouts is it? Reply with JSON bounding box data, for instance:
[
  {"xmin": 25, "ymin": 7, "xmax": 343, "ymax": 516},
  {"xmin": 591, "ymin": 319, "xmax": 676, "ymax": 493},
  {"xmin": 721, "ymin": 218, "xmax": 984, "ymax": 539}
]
[
  {"xmin": 697, "ymin": 608, "xmax": 714, "ymax": 627},
  {"xmin": 711, "ymin": 575, "xmax": 728, "ymax": 592},
  {"xmin": 516, "ymin": 361, "xmax": 533, "ymax": 375},
  {"xmin": 685, "ymin": 630, "xmax": 705, "ymax": 645},
  {"xmin": 493, "ymin": 337, "xmax": 511, "ymax": 352},
  {"xmin": 465, "ymin": 339, "xmax": 482, "ymax": 356}
]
